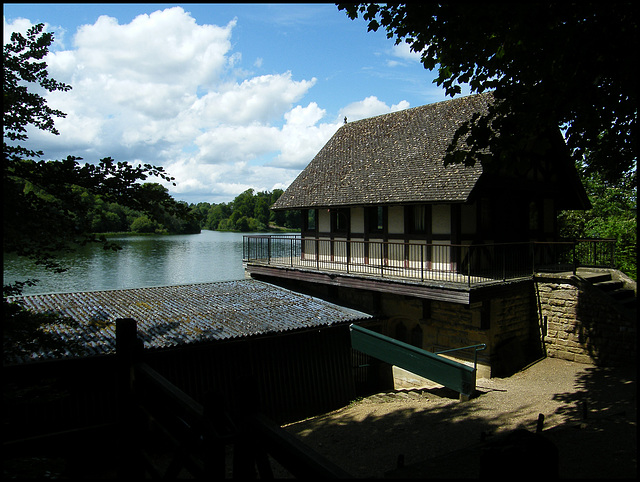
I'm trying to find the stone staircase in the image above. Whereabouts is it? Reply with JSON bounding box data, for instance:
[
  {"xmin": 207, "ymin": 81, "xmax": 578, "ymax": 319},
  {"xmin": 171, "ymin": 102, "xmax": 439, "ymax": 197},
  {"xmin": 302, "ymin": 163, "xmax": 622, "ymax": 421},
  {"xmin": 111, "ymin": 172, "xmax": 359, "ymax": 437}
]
[{"xmin": 579, "ymin": 269, "xmax": 637, "ymax": 319}]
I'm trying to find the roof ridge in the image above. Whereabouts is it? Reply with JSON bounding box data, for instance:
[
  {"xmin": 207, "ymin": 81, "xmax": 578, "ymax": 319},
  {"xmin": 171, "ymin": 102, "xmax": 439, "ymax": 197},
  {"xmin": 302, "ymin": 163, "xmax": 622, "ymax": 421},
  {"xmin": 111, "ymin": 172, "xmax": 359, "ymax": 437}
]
[
  {"xmin": 272, "ymin": 92, "xmax": 494, "ymax": 210},
  {"xmin": 345, "ymin": 91, "xmax": 494, "ymax": 126}
]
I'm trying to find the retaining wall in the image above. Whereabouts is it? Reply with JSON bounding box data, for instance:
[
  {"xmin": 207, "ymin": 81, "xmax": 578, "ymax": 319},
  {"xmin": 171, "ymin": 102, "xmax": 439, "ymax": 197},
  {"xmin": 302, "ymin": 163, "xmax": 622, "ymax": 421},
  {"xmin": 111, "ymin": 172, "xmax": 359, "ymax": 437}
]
[{"xmin": 535, "ymin": 271, "xmax": 636, "ymax": 366}]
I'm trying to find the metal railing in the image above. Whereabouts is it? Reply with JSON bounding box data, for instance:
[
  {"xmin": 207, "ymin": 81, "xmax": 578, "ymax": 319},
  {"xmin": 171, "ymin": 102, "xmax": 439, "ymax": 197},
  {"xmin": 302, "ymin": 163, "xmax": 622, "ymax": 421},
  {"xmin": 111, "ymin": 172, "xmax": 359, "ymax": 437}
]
[
  {"xmin": 244, "ymin": 235, "xmax": 616, "ymax": 287},
  {"xmin": 350, "ymin": 324, "xmax": 478, "ymax": 399},
  {"xmin": 434, "ymin": 343, "xmax": 487, "ymax": 373}
]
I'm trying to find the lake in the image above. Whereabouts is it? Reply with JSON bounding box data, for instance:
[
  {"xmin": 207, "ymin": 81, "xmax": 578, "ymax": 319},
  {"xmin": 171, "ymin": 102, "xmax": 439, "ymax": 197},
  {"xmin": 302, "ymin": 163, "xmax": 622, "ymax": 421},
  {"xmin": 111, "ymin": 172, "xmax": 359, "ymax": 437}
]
[{"xmin": 3, "ymin": 230, "xmax": 276, "ymax": 296}]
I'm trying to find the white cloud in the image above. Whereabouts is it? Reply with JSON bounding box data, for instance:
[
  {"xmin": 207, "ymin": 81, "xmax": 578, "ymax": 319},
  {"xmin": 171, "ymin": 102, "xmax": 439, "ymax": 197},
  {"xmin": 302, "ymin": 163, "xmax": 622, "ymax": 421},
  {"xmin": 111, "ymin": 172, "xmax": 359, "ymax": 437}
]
[
  {"xmin": 390, "ymin": 41, "xmax": 424, "ymax": 62},
  {"xmin": 5, "ymin": 7, "xmax": 418, "ymax": 204},
  {"xmin": 163, "ymin": 156, "xmax": 302, "ymax": 204},
  {"xmin": 274, "ymin": 103, "xmax": 342, "ymax": 169},
  {"xmin": 190, "ymin": 73, "xmax": 316, "ymax": 125},
  {"xmin": 339, "ymin": 96, "xmax": 410, "ymax": 123},
  {"xmin": 70, "ymin": 8, "xmax": 234, "ymax": 88},
  {"xmin": 4, "ymin": 17, "xmax": 32, "ymax": 43},
  {"xmin": 194, "ymin": 124, "xmax": 280, "ymax": 164}
]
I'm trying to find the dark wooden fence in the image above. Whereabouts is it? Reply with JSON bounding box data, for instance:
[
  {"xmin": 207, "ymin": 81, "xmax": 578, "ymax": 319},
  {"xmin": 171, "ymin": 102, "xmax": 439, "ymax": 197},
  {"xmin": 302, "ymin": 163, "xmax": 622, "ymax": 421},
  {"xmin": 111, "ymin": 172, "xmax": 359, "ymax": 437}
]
[
  {"xmin": 3, "ymin": 318, "xmax": 391, "ymax": 477},
  {"xmin": 116, "ymin": 317, "xmax": 352, "ymax": 478}
]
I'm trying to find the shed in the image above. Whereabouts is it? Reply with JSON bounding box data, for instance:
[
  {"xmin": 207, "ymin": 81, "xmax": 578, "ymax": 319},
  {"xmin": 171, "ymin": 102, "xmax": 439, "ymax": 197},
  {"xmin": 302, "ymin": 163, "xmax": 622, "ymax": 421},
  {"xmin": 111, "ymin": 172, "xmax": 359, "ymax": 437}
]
[{"xmin": 4, "ymin": 280, "xmax": 377, "ymax": 439}]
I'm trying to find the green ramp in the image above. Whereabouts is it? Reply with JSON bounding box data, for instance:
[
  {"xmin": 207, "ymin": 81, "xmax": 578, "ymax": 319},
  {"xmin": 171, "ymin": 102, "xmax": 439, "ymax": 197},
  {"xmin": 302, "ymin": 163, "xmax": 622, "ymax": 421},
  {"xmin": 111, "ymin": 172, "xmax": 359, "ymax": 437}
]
[{"xmin": 350, "ymin": 324, "xmax": 477, "ymax": 398}]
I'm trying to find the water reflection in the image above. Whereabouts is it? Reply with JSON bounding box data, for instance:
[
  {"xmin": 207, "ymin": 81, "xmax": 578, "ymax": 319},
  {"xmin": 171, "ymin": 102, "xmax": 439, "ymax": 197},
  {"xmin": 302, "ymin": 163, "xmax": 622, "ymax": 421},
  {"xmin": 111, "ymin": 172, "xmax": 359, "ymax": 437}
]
[{"xmin": 3, "ymin": 230, "xmax": 271, "ymax": 295}]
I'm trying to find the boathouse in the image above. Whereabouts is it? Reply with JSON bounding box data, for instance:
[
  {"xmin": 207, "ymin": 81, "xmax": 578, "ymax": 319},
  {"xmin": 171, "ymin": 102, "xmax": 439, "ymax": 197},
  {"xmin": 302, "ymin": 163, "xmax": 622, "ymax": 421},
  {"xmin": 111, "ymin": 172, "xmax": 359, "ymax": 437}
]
[
  {"xmin": 4, "ymin": 280, "xmax": 378, "ymax": 442},
  {"xmin": 245, "ymin": 93, "xmax": 636, "ymax": 378}
]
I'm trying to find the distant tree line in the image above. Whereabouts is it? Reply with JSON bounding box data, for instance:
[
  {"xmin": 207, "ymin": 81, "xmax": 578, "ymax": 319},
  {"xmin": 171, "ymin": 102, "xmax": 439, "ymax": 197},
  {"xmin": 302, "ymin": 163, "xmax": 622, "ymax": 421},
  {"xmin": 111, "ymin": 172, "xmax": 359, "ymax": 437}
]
[
  {"xmin": 77, "ymin": 182, "xmax": 201, "ymax": 235},
  {"xmin": 81, "ymin": 186, "xmax": 301, "ymax": 235},
  {"xmin": 188, "ymin": 188, "xmax": 301, "ymax": 232}
]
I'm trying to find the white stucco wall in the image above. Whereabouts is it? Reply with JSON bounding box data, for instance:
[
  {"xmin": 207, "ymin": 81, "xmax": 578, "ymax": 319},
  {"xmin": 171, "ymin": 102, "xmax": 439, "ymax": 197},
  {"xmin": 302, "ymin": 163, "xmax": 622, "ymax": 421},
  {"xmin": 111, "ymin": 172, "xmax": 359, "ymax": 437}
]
[
  {"xmin": 388, "ymin": 206, "xmax": 404, "ymax": 234},
  {"xmin": 318, "ymin": 209, "xmax": 331, "ymax": 232},
  {"xmin": 351, "ymin": 207, "xmax": 364, "ymax": 234}
]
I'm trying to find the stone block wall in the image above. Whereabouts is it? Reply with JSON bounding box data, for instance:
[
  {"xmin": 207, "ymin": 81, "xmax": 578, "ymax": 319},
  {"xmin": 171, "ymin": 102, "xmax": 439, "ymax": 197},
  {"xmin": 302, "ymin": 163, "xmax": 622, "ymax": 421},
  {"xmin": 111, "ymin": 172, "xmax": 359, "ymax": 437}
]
[
  {"xmin": 377, "ymin": 282, "xmax": 540, "ymax": 378},
  {"xmin": 250, "ymin": 269, "xmax": 635, "ymax": 382},
  {"xmin": 535, "ymin": 273, "xmax": 636, "ymax": 366},
  {"xmin": 483, "ymin": 284, "xmax": 542, "ymax": 376},
  {"xmin": 426, "ymin": 299, "xmax": 492, "ymax": 378}
]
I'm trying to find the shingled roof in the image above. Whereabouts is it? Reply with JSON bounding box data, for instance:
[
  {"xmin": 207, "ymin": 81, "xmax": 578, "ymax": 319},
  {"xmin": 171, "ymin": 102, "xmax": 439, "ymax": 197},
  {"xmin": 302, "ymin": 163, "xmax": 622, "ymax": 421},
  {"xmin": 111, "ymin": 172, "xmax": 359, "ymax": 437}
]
[{"xmin": 272, "ymin": 93, "xmax": 493, "ymax": 210}]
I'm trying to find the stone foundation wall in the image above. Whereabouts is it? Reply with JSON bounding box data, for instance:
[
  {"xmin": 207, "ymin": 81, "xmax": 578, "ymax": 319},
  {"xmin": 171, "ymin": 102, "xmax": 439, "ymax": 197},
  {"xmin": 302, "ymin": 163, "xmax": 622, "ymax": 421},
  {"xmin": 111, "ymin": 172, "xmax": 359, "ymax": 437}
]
[
  {"xmin": 376, "ymin": 283, "xmax": 540, "ymax": 378},
  {"xmin": 535, "ymin": 274, "xmax": 636, "ymax": 366},
  {"xmin": 249, "ymin": 269, "xmax": 635, "ymax": 381},
  {"xmin": 483, "ymin": 285, "xmax": 542, "ymax": 376}
]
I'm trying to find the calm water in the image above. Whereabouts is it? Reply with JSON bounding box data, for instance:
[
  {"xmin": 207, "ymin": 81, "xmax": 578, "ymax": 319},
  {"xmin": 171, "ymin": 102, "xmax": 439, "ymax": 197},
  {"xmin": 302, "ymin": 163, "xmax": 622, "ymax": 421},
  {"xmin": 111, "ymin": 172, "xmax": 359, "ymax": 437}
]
[{"xmin": 3, "ymin": 230, "xmax": 274, "ymax": 295}]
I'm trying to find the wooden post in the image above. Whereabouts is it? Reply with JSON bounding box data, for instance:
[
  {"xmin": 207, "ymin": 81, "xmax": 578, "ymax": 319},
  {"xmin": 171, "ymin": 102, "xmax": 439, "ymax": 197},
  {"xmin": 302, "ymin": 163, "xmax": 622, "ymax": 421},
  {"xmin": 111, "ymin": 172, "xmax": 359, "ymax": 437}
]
[
  {"xmin": 203, "ymin": 392, "xmax": 233, "ymax": 479},
  {"xmin": 116, "ymin": 318, "xmax": 145, "ymax": 478}
]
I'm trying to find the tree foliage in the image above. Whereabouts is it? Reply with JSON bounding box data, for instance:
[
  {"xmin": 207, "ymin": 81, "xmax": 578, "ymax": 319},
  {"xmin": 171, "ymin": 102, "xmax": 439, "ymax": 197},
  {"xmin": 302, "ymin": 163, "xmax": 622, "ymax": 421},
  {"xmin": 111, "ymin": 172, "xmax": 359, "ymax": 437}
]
[
  {"xmin": 2, "ymin": 23, "xmax": 198, "ymax": 362},
  {"xmin": 3, "ymin": 23, "xmax": 71, "ymax": 160},
  {"xmin": 559, "ymin": 168, "xmax": 637, "ymax": 280},
  {"xmin": 3, "ymin": 24, "xmax": 194, "ymax": 275},
  {"xmin": 202, "ymin": 188, "xmax": 301, "ymax": 232},
  {"xmin": 338, "ymin": 3, "xmax": 637, "ymax": 183}
]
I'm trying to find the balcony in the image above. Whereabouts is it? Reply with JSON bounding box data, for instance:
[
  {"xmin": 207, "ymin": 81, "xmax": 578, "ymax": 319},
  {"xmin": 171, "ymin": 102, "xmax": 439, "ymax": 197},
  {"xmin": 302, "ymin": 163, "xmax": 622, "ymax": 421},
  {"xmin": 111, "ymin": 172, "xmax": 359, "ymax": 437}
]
[
  {"xmin": 245, "ymin": 236, "xmax": 614, "ymax": 282},
  {"xmin": 243, "ymin": 235, "xmax": 616, "ymax": 302}
]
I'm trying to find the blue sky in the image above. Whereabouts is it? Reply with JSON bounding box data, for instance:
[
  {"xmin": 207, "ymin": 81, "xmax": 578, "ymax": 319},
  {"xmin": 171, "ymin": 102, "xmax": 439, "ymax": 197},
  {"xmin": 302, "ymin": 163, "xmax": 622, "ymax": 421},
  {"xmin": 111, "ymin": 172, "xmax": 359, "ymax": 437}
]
[{"xmin": 4, "ymin": 3, "xmax": 468, "ymax": 204}]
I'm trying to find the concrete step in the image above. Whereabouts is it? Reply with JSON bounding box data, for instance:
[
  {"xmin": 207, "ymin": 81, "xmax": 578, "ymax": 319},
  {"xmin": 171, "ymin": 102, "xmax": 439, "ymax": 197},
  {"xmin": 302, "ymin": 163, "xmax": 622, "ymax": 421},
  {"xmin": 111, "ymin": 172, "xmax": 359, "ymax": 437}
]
[
  {"xmin": 592, "ymin": 279, "xmax": 624, "ymax": 292},
  {"xmin": 609, "ymin": 288, "xmax": 635, "ymax": 301},
  {"xmin": 582, "ymin": 270, "xmax": 636, "ymax": 318},
  {"xmin": 580, "ymin": 272, "xmax": 613, "ymax": 284}
]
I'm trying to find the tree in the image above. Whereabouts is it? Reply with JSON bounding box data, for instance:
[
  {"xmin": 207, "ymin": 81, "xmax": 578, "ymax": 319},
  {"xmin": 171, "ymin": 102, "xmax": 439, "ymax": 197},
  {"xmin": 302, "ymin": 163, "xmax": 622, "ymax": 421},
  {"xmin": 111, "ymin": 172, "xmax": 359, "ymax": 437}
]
[
  {"xmin": 559, "ymin": 166, "xmax": 637, "ymax": 279},
  {"xmin": 232, "ymin": 188, "xmax": 256, "ymax": 219},
  {"xmin": 254, "ymin": 194, "xmax": 271, "ymax": 227},
  {"xmin": 3, "ymin": 24, "xmax": 70, "ymax": 161},
  {"xmin": 235, "ymin": 216, "xmax": 251, "ymax": 232},
  {"xmin": 190, "ymin": 202, "xmax": 212, "ymax": 228},
  {"xmin": 130, "ymin": 214, "xmax": 158, "ymax": 234},
  {"xmin": 3, "ymin": 24, "xmax": 181, "ymax": 275},
  {"xmin": 3, "ymin": 23, "xmax": 190, "ymax": 362},
  {"xmin": 338, "ymin": 3, "xmax": 637, "ymax": 183},
  {"xmin": 206, "ymin": 203, "xmax": 231, "ymax": 230}
]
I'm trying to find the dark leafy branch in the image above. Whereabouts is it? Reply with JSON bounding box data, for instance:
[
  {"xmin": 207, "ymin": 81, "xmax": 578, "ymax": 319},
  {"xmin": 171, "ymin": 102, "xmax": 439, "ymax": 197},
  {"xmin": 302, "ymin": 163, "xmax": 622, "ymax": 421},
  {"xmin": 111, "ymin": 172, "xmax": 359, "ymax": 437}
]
[
  {"xmin": 3, "ymin": 23, "xmax": 190, "ymax": 275},
  {"xmin": 2, "ymin": 23, "xmax": 199, "ymax": 361},
  {"xmin": 337, "ymin": 3, "xmax": 637, "ymax": 183}
]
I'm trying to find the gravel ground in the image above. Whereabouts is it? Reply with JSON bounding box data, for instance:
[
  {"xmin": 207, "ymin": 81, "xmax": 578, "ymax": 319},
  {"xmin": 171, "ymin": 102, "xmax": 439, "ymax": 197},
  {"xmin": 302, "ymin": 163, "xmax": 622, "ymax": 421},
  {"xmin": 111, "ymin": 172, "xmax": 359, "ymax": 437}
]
[
  {"xmin": 278, "ymin": 357, "xmax": 637, "ymax": 479},
  {"xmin": 4, "ymin": 357, "xmax": 634, "ymax": 479}
]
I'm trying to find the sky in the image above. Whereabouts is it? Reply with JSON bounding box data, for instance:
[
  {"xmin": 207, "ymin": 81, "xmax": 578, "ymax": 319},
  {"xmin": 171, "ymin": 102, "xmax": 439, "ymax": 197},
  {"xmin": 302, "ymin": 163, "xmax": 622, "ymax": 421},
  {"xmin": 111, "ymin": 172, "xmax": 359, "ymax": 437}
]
[{"xmin": 4, "ymin": 3, "xmax": 469, "ymax": 205}]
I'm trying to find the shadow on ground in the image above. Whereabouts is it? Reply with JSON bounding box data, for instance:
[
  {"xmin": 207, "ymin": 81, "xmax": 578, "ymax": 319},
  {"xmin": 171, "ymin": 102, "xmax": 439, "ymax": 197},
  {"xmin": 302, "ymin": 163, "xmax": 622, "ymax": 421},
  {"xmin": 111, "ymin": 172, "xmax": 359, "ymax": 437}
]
[
  {"xmin": 2, "ymin": 362, "xmax": 636, "ymax": 479},
  {"xmin": 281, "ymin": 362, "xmax": 637, "ymax": 479}
]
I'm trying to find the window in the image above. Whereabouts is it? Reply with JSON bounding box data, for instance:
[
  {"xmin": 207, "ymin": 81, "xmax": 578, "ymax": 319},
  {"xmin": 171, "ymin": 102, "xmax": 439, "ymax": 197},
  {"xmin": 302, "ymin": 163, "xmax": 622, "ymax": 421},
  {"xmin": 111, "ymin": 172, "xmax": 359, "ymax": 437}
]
[
  {"xmin": 307, "ymin": 209, "xmax": 316, "ymax": 231},
  {"xmin": 368, "ymin": 206, "xmax": 384, "ymax": 233},
  {"xmin": 334, "ymin": 208, "xmax": 349, "ymax": 233},
  {"xmin": 412, "ymin": 205, "xmax": 426, "ymax": 233}
]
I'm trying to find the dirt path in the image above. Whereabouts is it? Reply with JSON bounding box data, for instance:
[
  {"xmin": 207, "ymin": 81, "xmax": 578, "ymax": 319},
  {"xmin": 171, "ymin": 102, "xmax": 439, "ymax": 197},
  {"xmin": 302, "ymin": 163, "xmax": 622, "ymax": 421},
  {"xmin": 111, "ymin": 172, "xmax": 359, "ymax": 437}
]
[{"xmin": 279, "ymin": 357, "xmax": 637, "ymax": 478}]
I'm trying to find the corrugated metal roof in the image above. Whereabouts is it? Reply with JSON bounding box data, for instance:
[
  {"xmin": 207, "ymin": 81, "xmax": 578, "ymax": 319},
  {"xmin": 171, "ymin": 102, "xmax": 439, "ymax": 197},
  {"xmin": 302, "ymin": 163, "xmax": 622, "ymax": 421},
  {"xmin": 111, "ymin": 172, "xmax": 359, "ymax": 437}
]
[{"xmin": 7, "ymin": 280, "xmax": 372, "ymax": 363}]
